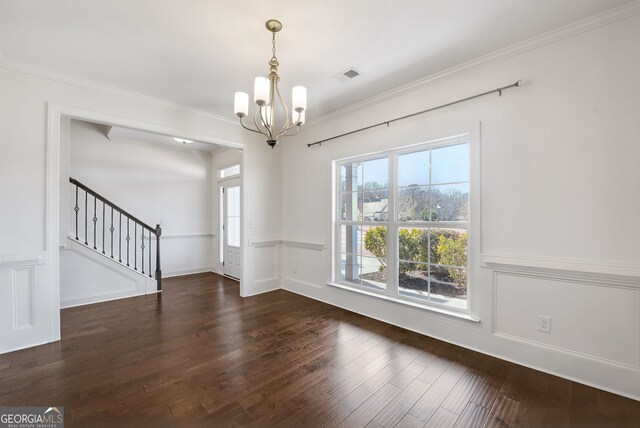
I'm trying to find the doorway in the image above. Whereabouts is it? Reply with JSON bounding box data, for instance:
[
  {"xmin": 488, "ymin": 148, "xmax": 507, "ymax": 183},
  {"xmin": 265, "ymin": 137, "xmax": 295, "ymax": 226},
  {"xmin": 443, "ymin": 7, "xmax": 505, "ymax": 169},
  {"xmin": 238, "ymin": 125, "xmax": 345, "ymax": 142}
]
[{"xmin": 219, "ymin": 175, "xmax": 241, "ymax": 280}]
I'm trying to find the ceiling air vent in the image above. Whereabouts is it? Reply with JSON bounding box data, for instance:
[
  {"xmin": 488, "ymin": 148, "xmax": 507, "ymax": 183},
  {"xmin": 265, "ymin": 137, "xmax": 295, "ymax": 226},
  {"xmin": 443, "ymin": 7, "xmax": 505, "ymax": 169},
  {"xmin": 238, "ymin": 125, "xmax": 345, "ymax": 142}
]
[
  {"xmin": 343, "ymin": 68, "xmax": 360, "ymax": 78},
  {"xmin": 332, "ymin": 67, "xmax": 362, "ymax": 82}
]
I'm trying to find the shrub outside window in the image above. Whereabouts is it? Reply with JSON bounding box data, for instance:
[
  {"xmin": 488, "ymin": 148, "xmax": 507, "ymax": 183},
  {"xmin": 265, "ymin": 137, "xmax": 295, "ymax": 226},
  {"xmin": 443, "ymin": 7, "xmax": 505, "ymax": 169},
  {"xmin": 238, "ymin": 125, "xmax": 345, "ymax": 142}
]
[{"xmin": 334, "ymin": 135, "xmax": 471, "ymax": 312}]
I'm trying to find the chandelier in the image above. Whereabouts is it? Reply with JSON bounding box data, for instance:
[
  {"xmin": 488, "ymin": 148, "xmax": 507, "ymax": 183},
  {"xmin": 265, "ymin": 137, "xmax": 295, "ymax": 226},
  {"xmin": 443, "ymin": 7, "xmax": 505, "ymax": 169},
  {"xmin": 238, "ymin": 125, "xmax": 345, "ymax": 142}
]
[{"xmin": 234, "ymin": 19, "xmax": 307, "ymax": 149}]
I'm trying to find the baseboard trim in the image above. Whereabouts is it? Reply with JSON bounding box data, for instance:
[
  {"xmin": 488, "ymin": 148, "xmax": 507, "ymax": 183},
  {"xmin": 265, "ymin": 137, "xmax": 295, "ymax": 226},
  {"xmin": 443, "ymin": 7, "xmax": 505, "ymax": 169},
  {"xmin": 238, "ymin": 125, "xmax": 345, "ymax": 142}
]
[
  {"xmin": 162, "ymin": 266, "xmax": 215, "ymax": 278},
  {"xmin": 60, "ymin": 289, "xmax": 155, "ymax": 309}
]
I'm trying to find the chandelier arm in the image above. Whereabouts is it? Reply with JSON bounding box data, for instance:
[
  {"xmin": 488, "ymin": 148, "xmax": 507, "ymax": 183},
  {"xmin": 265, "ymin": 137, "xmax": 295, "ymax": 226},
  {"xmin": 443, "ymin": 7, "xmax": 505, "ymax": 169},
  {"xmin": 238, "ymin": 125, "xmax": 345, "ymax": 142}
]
[
  {"xmin": 282, "ymin": 125, "xmax": 301, "ymax": 137},
  {"xmin": 257, "ymin": 105, "xmax": 275, "ymax": 139},
  {"xmin": 254, "ymin": 107, "xmax": 269, "ymax": 136},
  {"xmin": 274, "ymin": 82, "xmax": 291, "ymax": 135},
  {"xmin": 239, "ymin": 116, "xmax": 265, "ymax": 135},
  {"xmin": 277, "ymin": 122, "xmax": 298, "ymax": 138}
]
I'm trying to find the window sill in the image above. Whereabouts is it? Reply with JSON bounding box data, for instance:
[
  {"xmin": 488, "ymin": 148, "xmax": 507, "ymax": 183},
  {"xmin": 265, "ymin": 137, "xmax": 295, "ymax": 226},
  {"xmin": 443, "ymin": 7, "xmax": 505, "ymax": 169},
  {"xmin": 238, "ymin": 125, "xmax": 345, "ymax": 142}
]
[{"xmin": 326, "ymin": 281, "xmax": 480, "ymax": 323}]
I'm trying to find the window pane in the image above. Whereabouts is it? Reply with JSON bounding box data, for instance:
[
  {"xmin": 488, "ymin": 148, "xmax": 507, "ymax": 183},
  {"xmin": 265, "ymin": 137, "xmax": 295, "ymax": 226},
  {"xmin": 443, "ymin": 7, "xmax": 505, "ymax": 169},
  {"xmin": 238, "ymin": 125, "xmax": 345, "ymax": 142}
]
[
  {"xmin": 340, "ymin": 162, "xmax": 362, "ymax": 192},
  {"xmin": 340, "ymin": 226, "xmax": 387, "ymax": 290},
  {"xmin": 361, "ymin": 225, "xmax": 386, "ymax": 258},
  {"xmin": 399, "ymin": 262, "xmax": 429, "ymax": 300},
  {"xmin": 363, "ymin": 190, "xmax": 388, "ymax": 221},
  {"xmin": 429, "ymin": 228, "xmax": 467, "ymax": 268},
  {"xmin": 397, "ymin": 186, "xmax": 429, "ymax": 221},
  {"xmin": 360, "ymin": 256, "xmax": 386, "ymax": 290},
  {"xmin": 220, "ymin": 164, "xmax": 240, "ymax": 178},
  {"xmin": 340, "ymin": 225, "xmax": 387, "ymax": 258},
  {"xmin": 362, "ymin": 157, "xmax": 388, "ymax": 190},
  {"xmin": 398, "ymin": 227, "xmax": 429, "ymax": 262},
  {"xmin": 340, "ymin": 253, "xmax": 361, "ymax": 286},
  {"xmin": 431, "ymin": 143, "xmax": 469, "ymax": 184},
  {"xmin": 429, "ymin": 266, "xmax": 467, "ymax": 309},
  {"xmin": 340, "ymin": 225, "xmax": 356, "ymax": 254},
  {"xmin": 431, "ymin": 183, "xmax": 469, "ymax": 221},
  {"xmin": 340, "ymin": 192, "xmax": 361, "ymax": 221},
  {"xmin": 398, "ymin": 150, "xmax": 429, "ymax": 187},
  {"xmin": 226, "ymin": 186, "xmax": 241, "ymax": 247}
]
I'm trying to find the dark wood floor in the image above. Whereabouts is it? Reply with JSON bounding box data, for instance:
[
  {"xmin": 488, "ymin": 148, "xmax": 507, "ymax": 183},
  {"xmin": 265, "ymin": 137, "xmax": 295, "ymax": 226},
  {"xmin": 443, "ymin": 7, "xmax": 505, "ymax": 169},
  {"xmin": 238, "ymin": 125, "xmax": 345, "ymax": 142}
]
[{"xmin": 0, "ymin": 273, "xmax": 638, "ymax": 427}]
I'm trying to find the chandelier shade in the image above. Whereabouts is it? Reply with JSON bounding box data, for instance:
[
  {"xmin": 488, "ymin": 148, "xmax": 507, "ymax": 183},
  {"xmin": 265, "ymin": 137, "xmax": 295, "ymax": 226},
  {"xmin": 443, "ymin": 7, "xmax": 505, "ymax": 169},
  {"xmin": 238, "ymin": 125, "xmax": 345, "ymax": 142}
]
[{"xmin": 234, "ymin": 19, "xmax": 307, "ymax": 148}]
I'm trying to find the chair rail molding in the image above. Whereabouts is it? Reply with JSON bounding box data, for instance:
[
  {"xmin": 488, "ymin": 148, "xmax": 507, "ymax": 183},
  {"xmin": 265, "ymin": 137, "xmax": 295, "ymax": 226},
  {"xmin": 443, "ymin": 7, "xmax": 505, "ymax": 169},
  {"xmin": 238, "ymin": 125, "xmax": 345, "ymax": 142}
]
[
  {"xmin": 249, "ymin": 238, "xmax": 326, "ymax": 250},
  {"xmin": 482, "ymin": 252, "xmax": 640, "ymax": 285},
  {"xmin": 0, "ymin": 252, "xmax": 47, "ymax": 268}
]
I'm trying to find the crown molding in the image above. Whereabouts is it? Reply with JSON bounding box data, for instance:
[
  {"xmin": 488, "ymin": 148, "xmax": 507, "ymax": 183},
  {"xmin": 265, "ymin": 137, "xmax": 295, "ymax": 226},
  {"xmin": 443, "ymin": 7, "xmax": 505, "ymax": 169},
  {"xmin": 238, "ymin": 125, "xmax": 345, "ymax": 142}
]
[
  {"xmin": 0, "ymin": 57, "xmax": 239, "ymax": 126},
  {"xmin": 309, "ymin": 0, "xmax": 640, "ymax": 126}
]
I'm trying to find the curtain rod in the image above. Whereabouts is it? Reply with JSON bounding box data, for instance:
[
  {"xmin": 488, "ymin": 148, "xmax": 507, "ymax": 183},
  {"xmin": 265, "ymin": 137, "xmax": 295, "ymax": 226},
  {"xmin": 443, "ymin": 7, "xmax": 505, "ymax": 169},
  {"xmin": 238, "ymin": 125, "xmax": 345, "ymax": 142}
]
[{"xmin": 307, "ymin": 80, "xmax": 522, "ymax": 148}]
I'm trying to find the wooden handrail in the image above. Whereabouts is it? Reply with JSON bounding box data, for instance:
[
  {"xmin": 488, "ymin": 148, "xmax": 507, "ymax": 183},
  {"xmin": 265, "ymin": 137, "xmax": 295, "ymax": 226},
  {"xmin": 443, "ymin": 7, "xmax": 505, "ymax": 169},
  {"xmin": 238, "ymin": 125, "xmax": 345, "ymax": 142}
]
[{"xmin": 69, "ymin": 178, "xmax": 157, "ymax": 233}]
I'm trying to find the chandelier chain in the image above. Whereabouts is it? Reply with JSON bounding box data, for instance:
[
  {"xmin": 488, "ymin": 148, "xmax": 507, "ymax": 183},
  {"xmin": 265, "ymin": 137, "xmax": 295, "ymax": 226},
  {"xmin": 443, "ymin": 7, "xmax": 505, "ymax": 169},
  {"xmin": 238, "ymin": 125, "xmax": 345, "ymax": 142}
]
[{"xmin": 271, "ymin": 32, "xmax": 277, "ymax": 60}]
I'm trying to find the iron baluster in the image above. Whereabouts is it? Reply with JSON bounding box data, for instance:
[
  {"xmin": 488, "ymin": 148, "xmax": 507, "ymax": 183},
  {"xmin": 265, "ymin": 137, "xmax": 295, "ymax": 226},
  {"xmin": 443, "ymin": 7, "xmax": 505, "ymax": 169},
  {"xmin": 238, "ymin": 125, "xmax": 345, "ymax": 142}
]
[
  {"xmin": 110, "ymin": 207, "xmax": 114, "ymax": 258},
  {"xmin": 126, "ymin": 218, "xmax": 130, "ymax": 267},
  {"xmin": 119, "ymin": 213, "xmax": 122, "ymax": 263},
  {"xmin": 93, "ymin": 197, "xmax": 97, "ymax": 250},
  {"xmin": 148, "ymin": 233, "xmax": 152, "ymax": 278},
  {"xmin": 84, "ymin": 190, "xmax": 88, "ymax": 245},
  {"xmin": 74, "ymin": 184, "xmax": 79, "ymax": 240},
  {"xmin": 102, "ymin": 201, "xmax": 106, "ymax": 254},
  {"xmin": 134, "ymin": 223, "xmax": 137, "ymax": 271},
  {"xmin": 141, "ymin": 228, "xmax": 145, "ymax": 275}
]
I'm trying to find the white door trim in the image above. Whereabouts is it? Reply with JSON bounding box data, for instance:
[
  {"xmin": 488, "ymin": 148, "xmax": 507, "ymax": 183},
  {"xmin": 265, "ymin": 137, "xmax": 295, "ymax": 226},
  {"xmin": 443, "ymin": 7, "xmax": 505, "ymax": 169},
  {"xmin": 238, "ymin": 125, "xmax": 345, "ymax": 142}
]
[{"xmin": 220, "ymin": 178, "xmax": 242, "ymax": 280}]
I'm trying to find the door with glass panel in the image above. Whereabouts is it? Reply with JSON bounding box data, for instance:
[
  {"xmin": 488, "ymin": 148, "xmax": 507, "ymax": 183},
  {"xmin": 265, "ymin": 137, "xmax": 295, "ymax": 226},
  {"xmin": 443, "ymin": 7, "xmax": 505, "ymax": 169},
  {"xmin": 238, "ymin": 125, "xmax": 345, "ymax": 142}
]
[{"xmin": 221, "ymin": 178, "xmax": 241, "ymax": 280}]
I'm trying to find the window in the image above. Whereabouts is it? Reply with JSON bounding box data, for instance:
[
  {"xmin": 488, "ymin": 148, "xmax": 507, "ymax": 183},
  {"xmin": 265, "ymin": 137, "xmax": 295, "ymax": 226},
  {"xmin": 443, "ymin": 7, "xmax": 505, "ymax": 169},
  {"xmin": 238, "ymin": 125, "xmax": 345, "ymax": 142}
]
[
  {"xmin": 334, "ymin": 135, "xmax": 472, "ymax": 313},
  {"xmin": 219, "ymin": 164, "xmax": 240, "ymax": 179}
]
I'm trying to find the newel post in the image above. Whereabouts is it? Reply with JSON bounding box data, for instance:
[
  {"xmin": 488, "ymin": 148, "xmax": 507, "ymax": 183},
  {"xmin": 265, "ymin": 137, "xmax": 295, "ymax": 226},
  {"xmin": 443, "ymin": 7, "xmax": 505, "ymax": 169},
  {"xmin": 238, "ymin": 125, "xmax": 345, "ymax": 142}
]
[{"xmin": 155, "ymin": 224, "xmax": 162, "ymax": 291}]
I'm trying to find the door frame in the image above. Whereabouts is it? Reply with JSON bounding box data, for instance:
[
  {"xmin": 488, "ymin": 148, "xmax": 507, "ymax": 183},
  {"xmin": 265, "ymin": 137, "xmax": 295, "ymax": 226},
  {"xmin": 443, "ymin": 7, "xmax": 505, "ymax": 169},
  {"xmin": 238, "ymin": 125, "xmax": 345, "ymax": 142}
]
[
  {"xmin": 219, "ymin": 177, "xmax": 242, "ymax": 280},
  {"xmin": 46, "ymin": 103, "xmax": 246, "ymax": 343}
]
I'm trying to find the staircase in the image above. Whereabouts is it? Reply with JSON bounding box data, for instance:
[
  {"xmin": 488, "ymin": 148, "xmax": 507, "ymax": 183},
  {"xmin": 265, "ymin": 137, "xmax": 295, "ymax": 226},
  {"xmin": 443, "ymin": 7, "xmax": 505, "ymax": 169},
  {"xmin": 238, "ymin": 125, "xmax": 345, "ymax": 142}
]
[{"xmin": 68, "ymin": 177, "xmax": 162, "ymax": 291}]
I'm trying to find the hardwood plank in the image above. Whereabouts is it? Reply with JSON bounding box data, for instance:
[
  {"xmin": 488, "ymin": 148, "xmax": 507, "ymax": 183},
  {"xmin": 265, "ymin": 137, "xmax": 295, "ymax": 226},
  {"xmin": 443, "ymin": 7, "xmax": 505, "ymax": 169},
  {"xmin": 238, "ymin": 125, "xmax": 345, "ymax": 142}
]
[
  {"xmin": 440, "ymin": 369, "xmax": 484, "ymax": 414},
  {"xmin": 484, "ymin": 393, "xmax": 520, "ymax": 428},
  {"xmin": 424, "ymin": 407, "xmax": 458, "ymax": 428},
  {"xmin": 373, "ymin": 378, "xmax": 431, "ymax": 427},
  {"xmin": 409, "ymin": 362, "xmax": 467, "ymax": 422},
  {"xmin": 452, "ymin": 402, "xmax": 488, "ymax": 428},
  {"xmin": 396, "ymin": 413, "xmax": 426, "ymax": 428},
  {"xmin": 338, "ymin": 383, "xmax": 402, "ymax": 428}
]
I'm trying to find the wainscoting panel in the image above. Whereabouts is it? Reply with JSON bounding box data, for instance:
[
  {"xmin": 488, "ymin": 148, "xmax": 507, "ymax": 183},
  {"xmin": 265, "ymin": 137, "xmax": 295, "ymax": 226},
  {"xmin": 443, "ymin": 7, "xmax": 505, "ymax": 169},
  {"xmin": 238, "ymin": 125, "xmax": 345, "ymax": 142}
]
[
  {"xmin": 493, "ymin": 271, "xmax": 640, "ymax": 368},
  {"xmin": 283, "ymin": 241, "xmax": 327, "ymax": 290},
  {"xmin": 12, "ymin": 267, "xmax": 34, "ymax": 329},
  {"xmin": 251, "ymin": 242, "xmax": 279, "ymax": 292},
  {"xmin": 0, "ymin": 252, "xmax": 50, "ymax": 354}
]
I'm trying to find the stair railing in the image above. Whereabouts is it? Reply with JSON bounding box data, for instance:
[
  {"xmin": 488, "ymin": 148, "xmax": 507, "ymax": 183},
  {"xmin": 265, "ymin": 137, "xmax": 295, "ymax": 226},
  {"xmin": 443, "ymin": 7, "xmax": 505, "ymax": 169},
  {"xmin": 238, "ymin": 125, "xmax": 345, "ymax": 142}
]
[{"xmin": 69, "ymin": 177, "xmax": 162, "ymax": 290}]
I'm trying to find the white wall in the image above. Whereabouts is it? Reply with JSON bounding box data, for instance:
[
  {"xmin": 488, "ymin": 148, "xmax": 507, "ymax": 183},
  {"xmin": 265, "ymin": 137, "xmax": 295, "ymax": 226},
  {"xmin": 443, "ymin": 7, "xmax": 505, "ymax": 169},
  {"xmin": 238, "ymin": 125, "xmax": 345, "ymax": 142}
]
[
  {"xmin": 279, "ymin": 13, "xmax": 640, "ymax": 399},
  {"xmin": 68, "ymin": 119, "xmax": 215, "ymax": 276},
  {"xmin": 0, "ymin": 58, "xmax": 281, "ymax": 353}
]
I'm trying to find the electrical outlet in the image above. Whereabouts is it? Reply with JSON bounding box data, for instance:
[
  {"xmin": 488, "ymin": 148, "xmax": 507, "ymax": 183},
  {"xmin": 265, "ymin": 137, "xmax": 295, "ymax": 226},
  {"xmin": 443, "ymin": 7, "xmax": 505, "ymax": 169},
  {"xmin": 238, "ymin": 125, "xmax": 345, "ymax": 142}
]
[
  {"xmin": 537, "ymin": 315, "xmax": 552, "ymax": 333},
  {"xmin": 292, "ymin": 264, "xmax": 297, "ymax": 274}
]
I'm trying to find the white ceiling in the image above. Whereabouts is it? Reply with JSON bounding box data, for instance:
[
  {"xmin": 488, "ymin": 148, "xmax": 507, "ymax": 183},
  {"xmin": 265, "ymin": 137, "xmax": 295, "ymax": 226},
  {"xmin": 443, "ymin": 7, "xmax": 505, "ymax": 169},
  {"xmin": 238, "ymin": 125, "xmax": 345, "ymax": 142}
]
[
  {"xmin": 104, "ymin": 123, "xmax": 226, "ymax": 154},
  {"xmin": 0, "ymin": 1, "xmax": 633, "ymax": 120}
]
